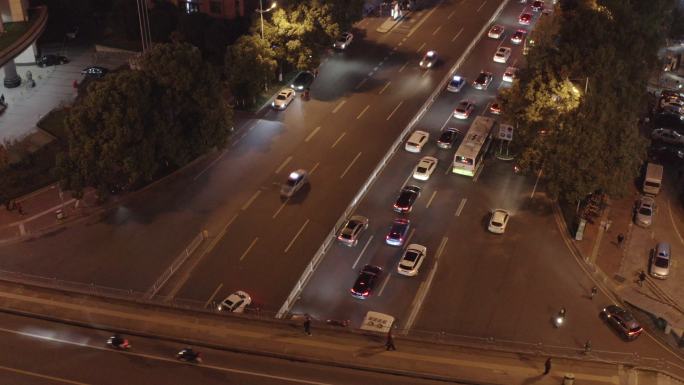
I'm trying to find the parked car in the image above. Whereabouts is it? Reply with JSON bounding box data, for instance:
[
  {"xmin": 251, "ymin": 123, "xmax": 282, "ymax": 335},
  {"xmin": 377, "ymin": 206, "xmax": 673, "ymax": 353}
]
[
  {"xmin": 651, "ymin": 128, "xmax": 684, "ymax": 145},
  {"xmin": 37, "ymin": 54, "xmax": 69, "ymax": 67},
  {"xmin": 634, "ymin": 196, "xmax": 655, "ymax": 227},
  {"xmin": 337, "ymin": 215, "xmax": 369, "ymax": 246},
  {"xmin": 350, "ymin": 265, "xmax": 382, "ymax": 299},
  {"xmin": 397, "ymin": 244, "xmax": 427, "ymax": 276},
  {"xmin": 503, "ymin": 67, "xmax": 517, "ymax": 83},
  {"xmin": 600, "ymin": 305, "xmax": 643, "ymax": 340},
  {"xmin": 218, "ymin": 291, "xmax": 251, "ymax": 313},
  {"xmin": 81, "ymin": 66, "xmax": 109, "ymax": 79},
  {"xmin": 650, "ymin": 242, "xmax": 671, "ymax": 279},
  {"xmin": 405, "ymin": 130, "xmax": 429, "ymax": 153}
]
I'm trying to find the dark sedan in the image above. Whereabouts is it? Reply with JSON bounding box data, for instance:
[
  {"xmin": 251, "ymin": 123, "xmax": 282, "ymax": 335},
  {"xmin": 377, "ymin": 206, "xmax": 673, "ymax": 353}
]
[
  {"xmin": 290, "ymin": 71, "xmax": 315, "ymax": 91},
  {"xmin": 350, "ymin": 265, "xmax": 382, "ymax": 299},
  {"xmin": 393, "ymin": 185, "xmax": 421, "ymax": 213},
  {"xmin": 37, "ymin": 54, "xmax": 69, "ymax": 67}
]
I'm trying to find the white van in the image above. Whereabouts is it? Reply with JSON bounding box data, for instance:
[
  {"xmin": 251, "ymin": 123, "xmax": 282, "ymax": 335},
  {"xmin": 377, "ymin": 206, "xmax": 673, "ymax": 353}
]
[{"xmin": 643, "ymin": 163, "xmax": 663, "ymax": 196}]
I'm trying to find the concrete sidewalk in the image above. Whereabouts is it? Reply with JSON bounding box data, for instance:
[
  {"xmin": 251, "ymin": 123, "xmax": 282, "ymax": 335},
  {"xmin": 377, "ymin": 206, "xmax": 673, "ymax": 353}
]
[{"xmin": 0, "ymin": 280, "xmax": 671, "ymax": 384}]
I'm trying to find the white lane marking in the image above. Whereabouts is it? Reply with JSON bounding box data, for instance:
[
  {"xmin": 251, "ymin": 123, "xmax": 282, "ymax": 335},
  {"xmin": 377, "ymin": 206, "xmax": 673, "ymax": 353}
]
[
  {"xmin": 379, "ymin": 80, "xmax": 392, "ymax": 95},
  {"xmin": 477, "ymin": 0, "xmax": 487, "ymax": 12},
  {"xmin": 284, "ymin": 219, "xmax": 310, "ymax": 253},
  {"xmin": 439, "ymin": 114, "xmax": 454, "ymax": 132},
  {"xmin": 473, "ymin": 163, "xmax": 485, "ymax": 182},
  {"xmin": 421, "ymin": 69, "xmax": 430, "ymax": 78},
  {"xmin": 401, "ymin": 172, "xmax": 413, "ymax": 190},
  {"xmin": 241, "ymin": 190, "xmax": 262, "ymax": 211},
  {"xmin": 304, "ymin": 126, "xmax": 321, "ymax": 142},
  {"xmin": 355, "ymin": 78, "xmax": 368, "ymax": 90},
  {"xmin": 386, "ymin": 100, "xmax": 404, "ymax": 121},
  {"xmin": 240, "ymin": 237, "xmax": 259, "ymax": 261},
  {"xmin": 353, "ymin": 235, "xmax": 374, "ymax": 269},
  {"xmin": 273, "ymin": 201, "xmax": 288, "ymax": 219},
  {"xmin": 205, "ymin": 283, "xmax": 223, "ymax": 308},
  {"xmin": 398, "ymin": 62, "xmax": 408, "ymax": 73},
  {"xmin": 377, "ymin": 273, "xmax": 392, "ymax": 297},
  {"xmin": 331, "ymin": 132, "xmax": 346, "ymax": 148},
  {"xmin": 403, "ymin": 228, "xmax": 416, "ymax": 250},
  {"xmin": 310, "ymin": 162, "xmax": 320, "ymax": 175},
  {"xmin": 432, "ymin": 25, "xmax": 442, "ymax": 36},
  {"xmin": 448, "ymin": 10, "xmax": 456, "ymax": 19},
  {"xmin": 452, "ymin": 27, "xmax": 464, "ymax": 42},
  {"xmin": 667, "ymin": 199, "xmax": 684, "ymax": 246},
  {"xmin": 0, "ymin": 327, "xmax": 334, "ymax": 385},
  {"xmin": 340, "ymin": 152, "xmax": 362, "ymax": 179},
  {"xmin": 194, "ymin": 151, "xmax": 228, "ymax": 181},
  {"xmin": 275, "ymin": 156, "xmax": 293, "ymax": 174},
  {"xmin": 416, "ymin": 42, "xmax": 426, "ymax": 53},
  {"xmin": 426, "ymin": 190, "xmax": 437, "ymax": 208},
  {"xmin": 332, "ymin": 100, "xmax": 346, "ymax": 114},
  {"xmin": 356, "ymin": 105, "xmax": 370, "ymax": 120},
  {"xmin": 407, "ymin": 4, "xmax": 439, "ymax": 37},
  {"xmin": 229, "ymin": 121, "xmax": 257, "ymax": 148},
  {"xmin": 455, "ymin": 198, "xmax": 467, "ymax": 216},
  {"xmin": 402, "ymin": 237, "xmax": 448, "ymax": 331},
  {"xmin": 531, "ymin": 168, "xmax": 543, "ymax": 198}
]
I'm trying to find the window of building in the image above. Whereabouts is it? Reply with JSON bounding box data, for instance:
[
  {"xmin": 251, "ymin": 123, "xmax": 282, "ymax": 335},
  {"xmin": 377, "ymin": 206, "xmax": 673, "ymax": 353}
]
[
  {"xmin": 184, "ymin": 1, "xmax": 200, "ymax": 13},
  {"xmin": 210, "ymin": 1, "xmax": 222, "ymax": 14}
]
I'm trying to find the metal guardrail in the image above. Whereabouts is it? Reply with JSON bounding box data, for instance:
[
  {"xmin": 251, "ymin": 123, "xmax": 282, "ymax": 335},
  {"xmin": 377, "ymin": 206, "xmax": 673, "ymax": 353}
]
[
  {"xmin": 275, "ymin": 0, "xmax": 512, "ymax": 319},
  {"xmin": 144, "ymin": 230, "xmax": 207, "ymax": 299},
  {"xmin": 0, "ymin": 6, "xmax": 48, "ymax": 68}
]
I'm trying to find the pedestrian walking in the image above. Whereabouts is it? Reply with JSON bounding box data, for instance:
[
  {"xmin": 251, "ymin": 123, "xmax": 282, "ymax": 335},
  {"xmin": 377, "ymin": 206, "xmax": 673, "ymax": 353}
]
[
  {"xmin": 590, "ymin": 286, "xmax": 598, "ymax": 299},
  {"xmin": 303, "ymin": 314, "xmax": 311, "ymax": 336},
  {"xmin": 617, "ymin": 233, "xmax": 625, "ymax": 248},
  {"xmin": 385, "ymin": 330, "xmax": 396, "ymax": 351},
  {"xmin": 638, "ymin": 270, "xmax": 647, "ymax": 287},
  {"xmin": 543, "ymin": 357, "xmax": 552, "ymax": 375},
  {"xmin": 16, "ymin": 202, "xmax": 24, "ymax": 215},
  {"xmin": 0, "ymin": 94, "xmax": 5, "ymax": 104},
  {"xmin": 583, "ymin": 340, "xmax": 592, "ymax": 354}
]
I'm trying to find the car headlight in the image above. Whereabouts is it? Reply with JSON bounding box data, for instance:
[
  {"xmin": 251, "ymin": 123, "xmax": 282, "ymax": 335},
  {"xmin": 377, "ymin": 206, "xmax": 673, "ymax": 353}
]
[{"xmin": 272, "ymin": 102, "xmax": 275, "ymax": 107}]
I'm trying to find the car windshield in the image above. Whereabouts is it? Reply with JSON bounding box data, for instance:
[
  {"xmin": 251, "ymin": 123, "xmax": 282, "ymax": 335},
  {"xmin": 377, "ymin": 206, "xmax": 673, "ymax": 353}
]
[
  {"xmin": 337, "ymin": 36, "xmax": 346, "ymax": 42},
  {"xmin": 638, "ymin": 207, "xmax": 652, "ymax": 216},
  {"xmin": 416, "ymin": 166, "xmax": 428, "ymax": 173},
  {"xmin": 491, "ymin": 221, "xmax": 503, "ymax": 227},
  {"xmin": 404, "ymin": 251, "xmax": 419, "ymax": 262},
  {"xmin": 655, "ymin": 256, "xmax": 669, "ymax": 268},
  {"xmin": 286, "ymin": 177, "xmax": 299, "ymax": 186},
  {"xmin": 276, "ymin": 94, "xmax": 287, "ymax": 100}
]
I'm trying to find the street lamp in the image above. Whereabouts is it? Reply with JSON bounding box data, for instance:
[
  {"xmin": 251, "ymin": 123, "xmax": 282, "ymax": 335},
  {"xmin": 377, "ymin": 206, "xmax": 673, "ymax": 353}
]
[{"xmin": 257, "ymin": 1, "xmax": 277, "ymax": 40}]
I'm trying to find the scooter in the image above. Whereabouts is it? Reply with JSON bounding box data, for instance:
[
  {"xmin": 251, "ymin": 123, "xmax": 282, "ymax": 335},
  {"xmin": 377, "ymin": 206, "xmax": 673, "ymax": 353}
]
[
  {"xmin": 107, "ymin": 336, "xmax": 131, "ymax": 350},
  {"xmin": 177, "ymin": 348, "xmax": 203, "ymax": 363}
]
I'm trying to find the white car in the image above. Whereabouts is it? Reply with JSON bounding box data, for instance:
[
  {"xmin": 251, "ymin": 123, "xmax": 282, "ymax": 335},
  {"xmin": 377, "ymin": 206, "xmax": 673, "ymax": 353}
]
[
  {"xmin": 453, "ymin": 100, "xmax": 475, "ymax": 119},
  {"xmin": 397, "ymin": 244, "xmax": 427, "ymax": 276},
  {"xmin": 488, "ymin": 209, "xmax": 510, "ymax": 234},
  {"xmin": 493, "ymin": 47, "xmax": 512, "ymax": 63},
  {"xmin": 419, "ymin": 50, "xmax": 438, "ymax": 69},
  {"xmin": 503, "ymin": 67, "xmax": 517, "ymax": 82},
  {"xmin": 272, "ymin": 88, "xmax": 295, "ymax": 110},
  {"xmin": 218, "ymin": 291, "xmax": 252, "ymax": 313},
  {"xmin": 447, "ymin": 75, "xmax": 466, "ymax": 92},
  {"xmin": 487, "ymin": 25, "xmax": 505, "ymax": 39},
  {"xmin": 280, "ymin": 169, "xmax": 308, "ymax": 198},
  {"xmin": 405, "ymin": 130, "xmax": 429, "ymax": 153},
  {"xmin": 651, "ymin": 128, "xmax": 684, "ymax": 145},
  {"xmin": 413, "ymin": 156, "xmax": 438, "ymax": 180},
  {"xmin": 333, "ymin": 32, "xmax": 353, "ymax": 49}
]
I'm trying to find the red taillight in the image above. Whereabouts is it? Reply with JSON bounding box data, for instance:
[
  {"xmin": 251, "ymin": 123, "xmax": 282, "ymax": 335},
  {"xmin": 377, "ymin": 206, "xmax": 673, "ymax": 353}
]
[{"xmin": 362, "ymin": 291, "xmax": 369, "ymax": 296}]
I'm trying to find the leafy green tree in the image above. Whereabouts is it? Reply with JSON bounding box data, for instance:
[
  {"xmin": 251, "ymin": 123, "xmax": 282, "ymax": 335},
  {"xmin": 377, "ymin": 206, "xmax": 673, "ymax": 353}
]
[
  {"xmin": 58, "ymin": 42, "xmax": 232, "ymax": 195},
  {"xmin": 328, "ymin": 0, "xmax": 366, "ymax": 31},
  {"xmin": 226, "ymin": 35, "xmax": 278, "ymax": 105}
]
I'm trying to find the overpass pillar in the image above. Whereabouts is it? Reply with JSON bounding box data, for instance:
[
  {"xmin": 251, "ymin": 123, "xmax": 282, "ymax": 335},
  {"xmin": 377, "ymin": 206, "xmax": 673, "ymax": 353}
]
[{"xmin": 2, "ymin": 60, "xmax": 22, "ymax": 88}]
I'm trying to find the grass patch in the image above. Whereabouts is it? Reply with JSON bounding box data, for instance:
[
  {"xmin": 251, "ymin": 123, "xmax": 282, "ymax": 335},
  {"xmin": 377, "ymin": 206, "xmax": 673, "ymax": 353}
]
[{"xmin": 0, "ymin": 22, "xmax": 30, "ymax": 52}]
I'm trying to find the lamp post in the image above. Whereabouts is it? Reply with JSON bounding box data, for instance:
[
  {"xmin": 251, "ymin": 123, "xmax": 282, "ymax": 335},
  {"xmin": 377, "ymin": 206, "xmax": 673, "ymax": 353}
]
[{"xmin": 257, "ymin": 1, "xmax": 277, "ymax": 40}]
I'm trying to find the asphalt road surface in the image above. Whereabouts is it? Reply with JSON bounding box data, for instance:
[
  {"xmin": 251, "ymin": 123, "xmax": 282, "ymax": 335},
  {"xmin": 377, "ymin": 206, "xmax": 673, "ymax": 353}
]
[
  {"xmin": 290, "ymin": 0, "xmax": 684, "ymax": 366},
  {"xmin": 0, "ymin": 311, "xmax": 456, "ymax": 385}
]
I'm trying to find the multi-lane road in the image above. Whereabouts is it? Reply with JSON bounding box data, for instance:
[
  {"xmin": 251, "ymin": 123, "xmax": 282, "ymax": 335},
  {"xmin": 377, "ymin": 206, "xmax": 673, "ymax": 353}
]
[{"xmin": 1, "ymin": 0, "xmax": 683, "ymax": 371}]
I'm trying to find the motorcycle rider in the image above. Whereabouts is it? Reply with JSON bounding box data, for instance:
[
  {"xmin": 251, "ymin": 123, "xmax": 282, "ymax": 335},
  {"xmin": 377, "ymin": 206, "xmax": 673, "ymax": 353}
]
[
  {"xmin": 109, "ymin": 334, "xmax": 124, "ymax": 347},
  {"xmin": 177, "ymin": 348, "xmax": 201, "ymax": 362}
]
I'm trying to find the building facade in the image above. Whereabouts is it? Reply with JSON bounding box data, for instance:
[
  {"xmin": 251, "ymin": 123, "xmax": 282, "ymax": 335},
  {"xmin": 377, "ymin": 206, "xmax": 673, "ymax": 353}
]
[{"xmin": 171, "ymin": 0, "xmax": 246, "ymax": 19}]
